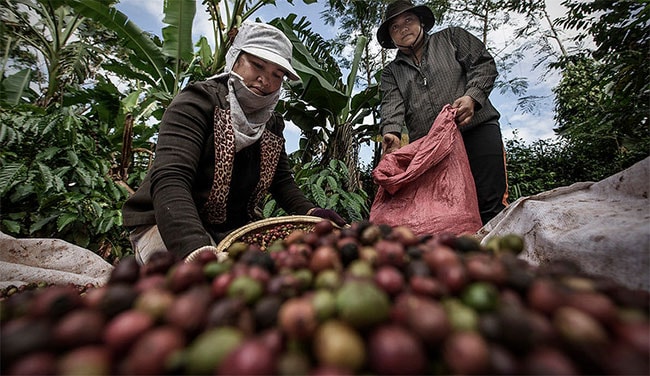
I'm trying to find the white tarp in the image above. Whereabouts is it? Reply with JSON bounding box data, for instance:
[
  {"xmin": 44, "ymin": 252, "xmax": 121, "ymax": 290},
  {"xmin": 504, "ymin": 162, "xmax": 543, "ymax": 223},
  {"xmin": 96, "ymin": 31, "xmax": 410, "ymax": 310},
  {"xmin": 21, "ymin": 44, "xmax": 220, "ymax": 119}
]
[
  {"xmin": 479, "ymin": 157, "xmax": 650, "ymax": 292},
  {"xmin": 0, "ymin": 232, "xmax": 113, "ymax": 289}
]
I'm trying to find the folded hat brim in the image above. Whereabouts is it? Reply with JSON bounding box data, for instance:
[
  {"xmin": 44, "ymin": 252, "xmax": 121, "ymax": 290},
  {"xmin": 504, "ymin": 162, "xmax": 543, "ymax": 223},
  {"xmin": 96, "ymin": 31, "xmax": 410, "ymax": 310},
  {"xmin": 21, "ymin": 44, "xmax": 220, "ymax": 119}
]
[{"xmin": 242, "ymin": 46, "xmax": 301, "ymax": 81}]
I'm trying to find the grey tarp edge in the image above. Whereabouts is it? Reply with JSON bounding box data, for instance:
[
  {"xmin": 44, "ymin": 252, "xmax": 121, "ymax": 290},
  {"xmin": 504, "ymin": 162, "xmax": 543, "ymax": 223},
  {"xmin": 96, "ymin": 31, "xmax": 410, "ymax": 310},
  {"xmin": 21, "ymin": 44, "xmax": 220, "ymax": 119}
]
[{"xmin": 479, "ymin": 157, "xmax": 650, "ymax": 292}]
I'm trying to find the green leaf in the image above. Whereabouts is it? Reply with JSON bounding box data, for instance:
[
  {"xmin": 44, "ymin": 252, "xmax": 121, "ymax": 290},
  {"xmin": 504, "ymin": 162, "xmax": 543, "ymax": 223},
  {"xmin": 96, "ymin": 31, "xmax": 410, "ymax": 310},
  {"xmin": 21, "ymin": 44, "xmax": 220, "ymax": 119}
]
[
  {"xmin": 37, "ymin": 147, "xmax": 60, "ymax": 161},
  {"xmin": 36, "ymin": 162, "xmax": 54, "ymax": 192},
  {"xmin": 52, "ymin": 174, "xmax": 66, "ymax": 192},
  {"xmin": 0, "ymin": 162, "xmax": 26, "ymax": 195},
  {"xmin": 91, "ymin": 201, "xmax": 104, "ymax": 217},
  {"xmin": 54, "ymin": 166, "xmax": 72, "ymax": 177},
  {"xmin": 1, "ymin": 219, "xmax": 21, "ymax": 234},
  {"xmin": 346, "ymin": 35, "xmax": 367, "ymax": 96},
  {"xmin": 162, "ymin": 0, "xmax": 195, "ymax": 61},
  {"xmin": 195, "ymin": 36, "xmax": 213, "ymax": 66},
  {"xmin": 340, "ymin": 191, "xmax": 361, "ymax": 211},
  {"xmin": 292, "ymin": 60, "xmax": 347, "ymax": 113},
  {"xmin": 67, "ymin": 0, "xmax": 171, "ymax": 92},
  {"xmin": 121, "ymin": 90, "xmax": 141, "ymax": 112},
  {"xmin": 263, "ymin": 199, "xmax": 277, "ymax": 218},
  {"xmin": 97, "ymin": 216, "xmax": 115, "ymax": 233},
  {"xmin": 66, "ymin": 150, "xmax": 79, "ymax": 167},
  {"xmin": 316, "ymin": 175, "xmax": 325, "ymax": 189},
  {"xmin": 75, "ymin": 168, "xmax": 92, "ymax": 187},
  {"xmin": 340, "ymin": 35, "xmax": 368, "ymax": 120},
  {"xmin": 57, "ymin": 213, "xmax": 78, "ymax": 232},
  {"xmin": 1, "ymin": 69, "xmax": 33, "ymax": 105},
  {"xmin": 312, "ymin": 184, "xmax": 327, "ymax": 207},
  {"xmin": 349, "ymin": 85, "xmax": 380, "ymax": 122},
  {"xmin": 271, "ymin": 18, "xmax": 348, "ymax": 114},
  {"xmin": 12, "ymin": 183, "xmax": 35, "ymax": 202},
  {"xmin": 326, "ymin": 175, "xmax": 338, "ymax": 191},
  {"xmin": 327, "ymin": 193, "xmax": 340, "ymax": 208},
  {"xmin": 0, "ymin": 122, "xmax": 18, "ymax": 145},
  {"xmin": 107, "ymin": 181, "xmax": 122, "ymax": 201},
  {"xmin": 29, "ymin": 214, "xmax": 57, "ymax": 233},
  {"xmin": 162, "ymin": 0, "xmax": 196, "ymax": 92}
]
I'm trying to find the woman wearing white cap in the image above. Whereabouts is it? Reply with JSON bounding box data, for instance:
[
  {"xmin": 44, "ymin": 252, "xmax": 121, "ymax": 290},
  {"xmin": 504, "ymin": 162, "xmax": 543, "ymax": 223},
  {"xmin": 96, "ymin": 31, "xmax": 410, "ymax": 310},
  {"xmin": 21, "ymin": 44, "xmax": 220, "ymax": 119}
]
[{"xmin": 122, "ymin": 22, "xmax": 346, "ymax": 264}]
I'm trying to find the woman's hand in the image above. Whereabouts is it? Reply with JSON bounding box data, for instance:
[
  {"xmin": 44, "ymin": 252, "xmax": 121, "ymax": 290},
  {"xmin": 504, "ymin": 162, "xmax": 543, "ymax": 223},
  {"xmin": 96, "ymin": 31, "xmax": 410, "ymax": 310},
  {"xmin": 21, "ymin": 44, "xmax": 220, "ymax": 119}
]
[
  {"xmin": 452, "ymin": 96, "xmax": 476, "ymax": 127},
  {"xmin": 308, "ymin": 208, "xmax": 347, "ymax": 227},
  {"xmin": 184, "ymin": 245, "xmax": 229, "ymax": 263},
  {"xmin": 382, "ymin": 133, "xmax": 401, "ymax": 155}
]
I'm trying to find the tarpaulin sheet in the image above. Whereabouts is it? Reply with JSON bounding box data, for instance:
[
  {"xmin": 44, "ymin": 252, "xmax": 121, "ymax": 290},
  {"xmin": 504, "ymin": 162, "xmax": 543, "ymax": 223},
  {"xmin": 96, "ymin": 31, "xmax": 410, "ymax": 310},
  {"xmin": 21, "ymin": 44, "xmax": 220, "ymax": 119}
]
[
  {"xmin": 0, "ymin": 231, "xmax": 113, "ymax": 289},
  {"xmin": 479, "ymin": 157, "xmax": 650, "ymax": 291}
]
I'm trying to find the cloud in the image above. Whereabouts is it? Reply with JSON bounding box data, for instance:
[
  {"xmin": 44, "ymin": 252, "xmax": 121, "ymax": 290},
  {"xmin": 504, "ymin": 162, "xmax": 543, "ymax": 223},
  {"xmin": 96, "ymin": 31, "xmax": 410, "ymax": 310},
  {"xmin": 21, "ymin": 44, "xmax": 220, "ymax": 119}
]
[
  {"xmin": 117, "ymin": 0, "xmax": 215, "ymax": 45},
  {"xmin": 192, "ymin": 8, "xmax": 216, "ymax": 47},
  {"xmin": 501, "ymin": 110, "xmax": 557, "ymax": 142},
  {"xmin": 284, "ymin": 122, "xmax": 301, "ymax": 154},
  {"xmin": 115, "ymin": 0, "xmax": 163, "ymax": 33}
]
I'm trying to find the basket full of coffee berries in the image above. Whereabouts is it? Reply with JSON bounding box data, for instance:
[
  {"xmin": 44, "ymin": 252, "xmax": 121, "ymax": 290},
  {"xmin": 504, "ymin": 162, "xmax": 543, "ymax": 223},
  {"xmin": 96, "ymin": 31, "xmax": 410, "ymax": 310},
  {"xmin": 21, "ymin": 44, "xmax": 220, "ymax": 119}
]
[{"xmin": 216, "ymin": 215, "xmax": 334, "ymax": 252}]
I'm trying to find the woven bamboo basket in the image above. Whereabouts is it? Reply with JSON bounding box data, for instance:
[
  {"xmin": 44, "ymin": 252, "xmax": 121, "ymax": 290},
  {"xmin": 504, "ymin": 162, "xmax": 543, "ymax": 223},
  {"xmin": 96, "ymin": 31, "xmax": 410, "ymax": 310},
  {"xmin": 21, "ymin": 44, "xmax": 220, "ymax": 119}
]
[{"xmin": 215, "ymin": 215, "xmax": 331, "ymax": 253}]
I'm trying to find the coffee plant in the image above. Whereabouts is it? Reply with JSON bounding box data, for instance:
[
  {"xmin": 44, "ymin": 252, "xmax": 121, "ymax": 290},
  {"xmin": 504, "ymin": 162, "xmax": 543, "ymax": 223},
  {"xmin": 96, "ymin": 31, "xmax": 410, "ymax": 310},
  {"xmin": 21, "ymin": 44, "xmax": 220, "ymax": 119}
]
[
  {"xmin": 262, "ymin": 159, "xmax": 369, "ymax": 223},
  {"xmin": 0, "ymin": 106, "xmax": 131, "ymax": 262}
]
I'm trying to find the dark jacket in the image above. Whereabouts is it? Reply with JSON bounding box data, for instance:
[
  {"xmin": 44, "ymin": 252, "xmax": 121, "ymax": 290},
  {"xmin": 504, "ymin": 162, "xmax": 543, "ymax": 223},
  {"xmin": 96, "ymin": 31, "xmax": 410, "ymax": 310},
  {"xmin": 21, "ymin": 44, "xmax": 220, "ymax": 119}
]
[
  {"xmin": 122, "ymin": 76, "xmax": 313, "ymax": 258},
  {"xmin": 380, "ymin": 26, "xmax": 500, "ymax": 141}
]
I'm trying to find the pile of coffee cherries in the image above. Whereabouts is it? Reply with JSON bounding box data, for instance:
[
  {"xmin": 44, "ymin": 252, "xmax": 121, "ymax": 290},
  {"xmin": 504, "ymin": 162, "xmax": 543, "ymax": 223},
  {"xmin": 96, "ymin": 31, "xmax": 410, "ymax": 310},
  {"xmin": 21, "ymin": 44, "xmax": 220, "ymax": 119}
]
[{"xmin": 2, "ymin": 220, "xmax": 648, "ymax": 375}]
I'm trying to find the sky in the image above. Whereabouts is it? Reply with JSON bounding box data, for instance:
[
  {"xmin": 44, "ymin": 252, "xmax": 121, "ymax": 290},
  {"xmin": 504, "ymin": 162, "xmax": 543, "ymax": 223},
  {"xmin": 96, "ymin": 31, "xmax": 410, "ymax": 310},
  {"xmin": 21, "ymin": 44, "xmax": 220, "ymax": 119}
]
[{"xmin": 114, "ymin": 0, "xmax": 569, "ymax": 160}]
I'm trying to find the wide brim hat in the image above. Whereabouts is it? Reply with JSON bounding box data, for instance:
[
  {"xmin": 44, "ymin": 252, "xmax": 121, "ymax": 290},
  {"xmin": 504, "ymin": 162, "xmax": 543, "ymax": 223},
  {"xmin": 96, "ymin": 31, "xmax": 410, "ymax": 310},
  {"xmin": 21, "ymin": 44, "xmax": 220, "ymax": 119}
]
[{"xmin": 376, "ymin": 0, "xmax": 435, "ymax": 49}]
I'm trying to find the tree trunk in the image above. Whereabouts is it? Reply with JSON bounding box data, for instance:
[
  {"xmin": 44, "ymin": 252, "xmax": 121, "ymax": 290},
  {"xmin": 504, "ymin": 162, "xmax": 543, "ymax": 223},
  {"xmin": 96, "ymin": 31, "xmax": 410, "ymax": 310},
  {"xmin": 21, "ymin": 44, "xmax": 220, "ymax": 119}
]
[{"xmin": 323, "ymin": 122, "xmax": 361, "ymax": 191}]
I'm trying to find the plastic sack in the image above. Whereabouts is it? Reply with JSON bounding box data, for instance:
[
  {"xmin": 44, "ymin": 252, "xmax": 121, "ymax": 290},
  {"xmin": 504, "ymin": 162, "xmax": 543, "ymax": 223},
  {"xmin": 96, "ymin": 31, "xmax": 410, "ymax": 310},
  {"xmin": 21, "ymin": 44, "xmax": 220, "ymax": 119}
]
[{"xmin": 370, "ymin": 105, "xmax": 482, "ymax": 236}]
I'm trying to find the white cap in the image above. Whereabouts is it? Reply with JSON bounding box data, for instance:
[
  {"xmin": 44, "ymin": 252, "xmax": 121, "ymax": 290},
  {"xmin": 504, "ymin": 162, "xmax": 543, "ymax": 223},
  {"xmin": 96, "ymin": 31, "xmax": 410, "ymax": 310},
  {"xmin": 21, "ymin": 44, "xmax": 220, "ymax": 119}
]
[{"xmin": 225, "ymin": 21, "xmax": 300, "ymax": 81}]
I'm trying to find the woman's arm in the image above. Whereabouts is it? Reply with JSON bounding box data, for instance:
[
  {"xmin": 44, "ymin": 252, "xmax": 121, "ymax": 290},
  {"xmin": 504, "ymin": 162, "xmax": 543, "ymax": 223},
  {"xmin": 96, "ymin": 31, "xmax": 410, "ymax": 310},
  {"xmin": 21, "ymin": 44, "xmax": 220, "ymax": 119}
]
[
  {"xmin": 451, "ymin": 27, "xmax": 498, "ymax": 110},
  {"xmin": 379, "ymin": 65, "xmax": 406, "ymax": 137},
  {"xmin": 149, "ymin": 81, "xmax": 221, "ymax": 258}
]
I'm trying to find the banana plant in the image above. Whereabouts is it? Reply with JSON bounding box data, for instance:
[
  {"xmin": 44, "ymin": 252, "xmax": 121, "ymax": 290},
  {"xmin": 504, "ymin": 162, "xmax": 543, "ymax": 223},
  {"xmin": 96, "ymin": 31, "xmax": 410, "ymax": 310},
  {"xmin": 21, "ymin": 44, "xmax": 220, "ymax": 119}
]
[
  {"xmin": 271, "ymin": 15, "xmax": 380, "ymax": 189},
  {"xmin": 66, "ymin": 0, "xmax": 191, "ymax": 106},
  {"xmin": 67, "ymin": 0, "xmax": 317, "ymax": 105},
  {"xmin": 0, "ymin": 0, "xmax": 112, "ymax": 107},
  {"xmin": 201, "ymin": 0, "xmax": 314, "ymax": 74}
]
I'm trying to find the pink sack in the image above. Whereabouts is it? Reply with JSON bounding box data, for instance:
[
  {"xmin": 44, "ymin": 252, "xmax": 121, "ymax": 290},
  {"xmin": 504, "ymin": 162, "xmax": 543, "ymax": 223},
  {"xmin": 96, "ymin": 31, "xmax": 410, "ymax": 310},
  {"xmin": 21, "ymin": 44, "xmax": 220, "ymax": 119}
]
[{"xmin": 370, "ymin": 105, "xmax": 482, "ymax": 236}]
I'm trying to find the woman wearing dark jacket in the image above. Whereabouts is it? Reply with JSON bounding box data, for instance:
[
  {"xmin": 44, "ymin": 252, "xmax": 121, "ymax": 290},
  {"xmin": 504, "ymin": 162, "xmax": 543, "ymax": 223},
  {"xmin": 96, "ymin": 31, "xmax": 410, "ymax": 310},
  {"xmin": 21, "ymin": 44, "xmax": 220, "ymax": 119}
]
[
  {"xmin": 122, "ymin": 22, "xmax": 345, "ymax": 264},
  {"xmin": 377, "ymin": 0, "xmax": 508, "ymax": 225}
]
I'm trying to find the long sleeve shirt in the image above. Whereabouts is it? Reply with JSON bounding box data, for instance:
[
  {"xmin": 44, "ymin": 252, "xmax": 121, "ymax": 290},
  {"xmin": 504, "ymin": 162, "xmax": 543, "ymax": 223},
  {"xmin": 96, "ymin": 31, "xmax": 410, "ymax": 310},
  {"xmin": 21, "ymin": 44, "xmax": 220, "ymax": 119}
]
[
  {"xmin": 380, "ymin": 26, "xmax": 500, "ymax": 142},
  {"xmin": 122, "ymin": 77, "xmax": 314, "ymax": 258}
]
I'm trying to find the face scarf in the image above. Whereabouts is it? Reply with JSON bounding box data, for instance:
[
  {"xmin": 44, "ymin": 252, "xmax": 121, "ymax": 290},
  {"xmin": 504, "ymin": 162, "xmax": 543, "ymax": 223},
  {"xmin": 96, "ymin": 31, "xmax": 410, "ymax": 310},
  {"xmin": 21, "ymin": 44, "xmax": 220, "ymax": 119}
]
[{"xmin": 228, "ymin": 72, "xmax": 280, "ymax": 152}]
